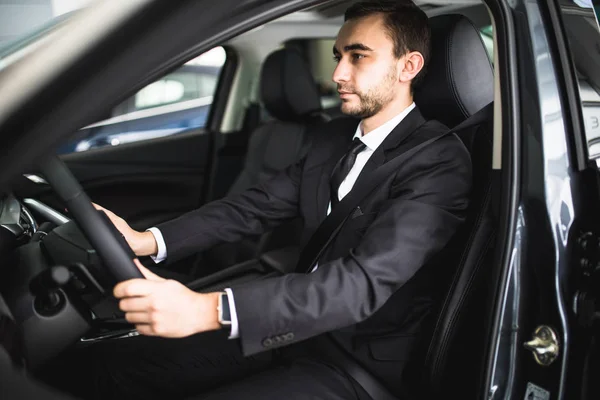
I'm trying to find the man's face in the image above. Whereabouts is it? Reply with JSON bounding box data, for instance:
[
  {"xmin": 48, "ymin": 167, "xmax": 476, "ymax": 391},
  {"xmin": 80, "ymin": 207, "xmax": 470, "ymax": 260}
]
[{"xmin": 333, "ymin": 14, "xmax": 401, "ymax": 118}]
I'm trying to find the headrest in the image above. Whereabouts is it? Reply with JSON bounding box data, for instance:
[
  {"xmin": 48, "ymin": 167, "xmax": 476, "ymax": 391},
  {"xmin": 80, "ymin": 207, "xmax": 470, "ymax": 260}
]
[
  {"xmin": 415, "ymin": 14, "xmax": 494, "ymax": 128},
  {"xmin": 260, "ymin": 48, "xmax": 322, "ymax": 121}
]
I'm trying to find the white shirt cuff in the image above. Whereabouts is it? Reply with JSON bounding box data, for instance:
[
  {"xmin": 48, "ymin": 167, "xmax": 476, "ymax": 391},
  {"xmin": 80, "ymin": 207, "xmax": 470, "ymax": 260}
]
[
  {"xmin": 147, "ymin": 227, "xmax": 167, "ymax": 263},
  {"xmin": 224, "ymin": 288, "xmax": 239, "ymax": 339}
]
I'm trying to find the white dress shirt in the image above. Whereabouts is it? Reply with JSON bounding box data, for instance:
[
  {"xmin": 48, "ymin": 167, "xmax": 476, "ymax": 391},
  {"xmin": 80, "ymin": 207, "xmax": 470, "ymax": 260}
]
[{"xmin": 148, "ymin": 102, "xmax": 416, "ymax": 339}]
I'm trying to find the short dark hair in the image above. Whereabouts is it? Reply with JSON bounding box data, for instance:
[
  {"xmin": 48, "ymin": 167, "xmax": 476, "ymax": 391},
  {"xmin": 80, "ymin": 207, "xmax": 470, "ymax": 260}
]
[{"xmin": 344, "ymin": 0, "xmax": 431, "ymax": 88}]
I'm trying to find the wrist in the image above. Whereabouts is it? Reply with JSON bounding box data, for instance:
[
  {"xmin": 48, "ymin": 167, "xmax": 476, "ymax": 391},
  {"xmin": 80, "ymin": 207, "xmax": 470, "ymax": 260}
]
[
  {"xmin": 205, "ymin": 292, "xmax": 222, "ymax": 332},
  {"xmin": 134, "ymin": 231, "xmax": 158, "ymax": 256}
]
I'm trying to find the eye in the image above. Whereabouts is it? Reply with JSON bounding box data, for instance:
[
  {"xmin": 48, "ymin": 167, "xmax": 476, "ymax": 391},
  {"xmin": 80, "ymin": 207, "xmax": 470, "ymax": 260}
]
[
  {"xmin": 333, "ymin": 55, "xmax": 341, "ymax": 63},
  {"xmin": 352, "ymin": 53, "xmax": 365, "ymax": 61}
]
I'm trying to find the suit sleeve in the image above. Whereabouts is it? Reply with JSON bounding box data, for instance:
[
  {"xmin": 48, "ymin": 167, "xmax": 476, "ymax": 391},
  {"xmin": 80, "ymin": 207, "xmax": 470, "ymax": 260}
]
[
  {"xmin": 156, "ymin": 158, "xmax": 304, "ymax": 262},
  {"xmin": 231, "ymin": 135, "xmax": 473, "ymax": 355}
]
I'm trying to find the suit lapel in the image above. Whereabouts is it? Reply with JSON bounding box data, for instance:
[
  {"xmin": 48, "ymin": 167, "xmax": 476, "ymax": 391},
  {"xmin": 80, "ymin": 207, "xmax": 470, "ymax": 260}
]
[
  {"xmin": 312, "ymin": 107, "xmax": 426, "ymax": 222},
  {"xmin": 353, "ymin": 107, "xmax": 427, "ymax": 189}
]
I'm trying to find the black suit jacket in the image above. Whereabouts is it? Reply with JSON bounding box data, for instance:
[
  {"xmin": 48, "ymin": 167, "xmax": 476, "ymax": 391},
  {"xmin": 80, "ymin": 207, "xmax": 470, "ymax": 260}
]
[{"xmin": 157, "ymin": 107, "xmax": 472, "ymax": 395}]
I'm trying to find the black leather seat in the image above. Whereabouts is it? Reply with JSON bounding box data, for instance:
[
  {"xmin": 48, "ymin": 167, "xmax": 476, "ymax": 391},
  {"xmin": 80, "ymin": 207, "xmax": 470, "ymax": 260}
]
[
  {"xmin": 408, "ymin": 14, "xmax": 496, "ymax": 399},
  {"xmin": 228, "ymin": 47, "xmax": 329, "ymax": 195},
  {"xmin": 202, "ymin": 47, "xmax": 329, "ymax": 273}
]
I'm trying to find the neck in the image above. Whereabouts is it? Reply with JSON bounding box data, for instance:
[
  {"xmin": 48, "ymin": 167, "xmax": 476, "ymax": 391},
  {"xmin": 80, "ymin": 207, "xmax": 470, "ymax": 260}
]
[{"xmin": 361, "ymin": 95, "xmax": 413, "ymax": 135}]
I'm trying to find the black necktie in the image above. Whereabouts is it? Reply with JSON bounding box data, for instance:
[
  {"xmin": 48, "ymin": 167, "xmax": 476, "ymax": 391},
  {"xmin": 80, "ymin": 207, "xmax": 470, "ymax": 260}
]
[{"xmin": 330, "ymin": 138, "xmax": 366, "ymax": 209}]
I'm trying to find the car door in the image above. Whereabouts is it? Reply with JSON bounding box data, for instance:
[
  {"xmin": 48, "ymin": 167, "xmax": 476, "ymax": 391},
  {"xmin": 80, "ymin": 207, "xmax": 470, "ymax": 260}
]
[
  {"xmin": 18, "ymin": 46, "xmax": 237, "ymax": 232},
  {"xmin": 554, "ymin": 1, "xmax": 600, "ymax": 398},
  {"xmin": 480, "ymin": 1, "xmax": 600, "ymax": 399}
]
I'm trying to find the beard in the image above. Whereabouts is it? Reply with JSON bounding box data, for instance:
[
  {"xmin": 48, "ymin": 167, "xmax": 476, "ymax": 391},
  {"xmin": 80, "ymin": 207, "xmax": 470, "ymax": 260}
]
[{"xmin": 338, "ymin": 65, "xmax": 398, "ymax": 118}]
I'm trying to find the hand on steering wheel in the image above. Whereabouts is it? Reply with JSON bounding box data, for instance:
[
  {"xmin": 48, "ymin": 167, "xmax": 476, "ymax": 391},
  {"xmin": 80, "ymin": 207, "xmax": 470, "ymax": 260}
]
[
  {"xmin": 39, "ymin": 155, "xmax": 144, "ymax": 283},
  {"xmin": 92, "ymin": 203, "xmax": 158, "ymax": 257}
]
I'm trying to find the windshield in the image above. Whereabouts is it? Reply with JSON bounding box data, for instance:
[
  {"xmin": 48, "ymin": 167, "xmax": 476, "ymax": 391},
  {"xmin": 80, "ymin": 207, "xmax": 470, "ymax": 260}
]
[{"xmin": 0, "ymin": 1, "xmax": 96, "ymax": 61}]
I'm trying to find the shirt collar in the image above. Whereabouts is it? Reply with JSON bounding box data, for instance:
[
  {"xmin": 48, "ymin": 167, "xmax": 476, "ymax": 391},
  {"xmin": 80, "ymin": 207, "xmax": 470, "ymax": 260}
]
[{"xmin": 353, "ymin": 102, "xmax": 416, "ymax": 151}]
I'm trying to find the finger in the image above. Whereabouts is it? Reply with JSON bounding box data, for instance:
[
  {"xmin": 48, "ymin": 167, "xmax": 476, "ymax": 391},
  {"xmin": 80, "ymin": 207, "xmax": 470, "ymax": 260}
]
[
  {"xmin": 92, "ymin": 202, "xmax": 105, "ymax": 211},
  {"xmin": 124, "ymin": 312, "xmax": 152, "ymax": 324},
  {"xmin": 113, "ymin": 279, "xmax": 156, "ymax": 298},
  {"xmin": 119, "ymin": 297, "xmax": 152, "ymax": 312},
  {"xmin": 93, "ymin": 203, "xmax": 118, "ymax": 220},
  {"xmin": 134, "ymin": 261, "xmax": 164, "ymax": 281},
  {"xmin": 135, "ymin": 324, "xmax": 157, "ymax": 336}
]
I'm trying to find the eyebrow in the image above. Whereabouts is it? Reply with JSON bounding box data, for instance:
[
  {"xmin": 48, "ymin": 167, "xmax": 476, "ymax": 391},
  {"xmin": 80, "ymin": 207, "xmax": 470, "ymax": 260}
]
[{"xmin": 332, "ymin": 43, "xmax": 374, "ymax": 55}]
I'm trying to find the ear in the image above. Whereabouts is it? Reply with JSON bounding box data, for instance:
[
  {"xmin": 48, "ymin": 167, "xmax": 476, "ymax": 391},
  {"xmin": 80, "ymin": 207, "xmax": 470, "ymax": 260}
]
[{"xmin": 398, "ymin": 51, "xmax": 425, "ymax": 84}]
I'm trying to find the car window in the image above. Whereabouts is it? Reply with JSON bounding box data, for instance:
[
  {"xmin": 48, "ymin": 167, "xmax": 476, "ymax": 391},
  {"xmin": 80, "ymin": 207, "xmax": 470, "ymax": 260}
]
[
  {"xmin": 558, "ymin": 0, "xmax": 600, "ymax": 165},
  {"xmin": 133, "ymin": 66, "xmax": 220, "ymax": 112},
  {"xmin": 480, "ymin": 25, "xmax": 494, "ymax": 62},
  {"xmin": 57, "ymin": 46, "xmax": 227, "ymax": 153}
]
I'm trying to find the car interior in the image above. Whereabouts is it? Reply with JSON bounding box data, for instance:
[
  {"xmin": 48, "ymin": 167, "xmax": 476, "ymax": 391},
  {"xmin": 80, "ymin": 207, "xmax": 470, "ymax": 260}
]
[{"xmin": 0, "ymin": 0, "xmax": 518, "ymax": 398}]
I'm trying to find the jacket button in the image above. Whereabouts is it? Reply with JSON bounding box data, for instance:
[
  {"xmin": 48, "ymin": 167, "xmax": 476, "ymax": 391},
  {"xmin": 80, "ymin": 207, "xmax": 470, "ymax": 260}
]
[{"xmin": 262, "ymin": 338, "xmax": 273, "ymax": 347}]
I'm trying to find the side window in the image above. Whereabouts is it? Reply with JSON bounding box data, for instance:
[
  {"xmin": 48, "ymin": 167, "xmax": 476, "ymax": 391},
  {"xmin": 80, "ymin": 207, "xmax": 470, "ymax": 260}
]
[
  {"xmin": 480, "ymin": 25, "xmax": 494, "ymax": 63},
  {"xmin": 58, "ymin": 46, "xmax": 227, "ymax": 153},
  {"xmin": 132, "ymin": 69, "xmax": 219, "ymax": 112}
]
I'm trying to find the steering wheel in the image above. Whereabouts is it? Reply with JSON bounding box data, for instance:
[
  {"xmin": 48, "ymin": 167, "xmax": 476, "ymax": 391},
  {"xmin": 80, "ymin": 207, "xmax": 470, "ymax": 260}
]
[{"xmin": 38, "ymin": 155, "xmax": 144, "ymax": 283}]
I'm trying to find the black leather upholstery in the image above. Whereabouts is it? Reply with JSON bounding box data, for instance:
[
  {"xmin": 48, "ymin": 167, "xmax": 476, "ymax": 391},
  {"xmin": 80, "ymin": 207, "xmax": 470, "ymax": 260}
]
[
  {"xmin": 409, "ymin": 14, "xmax": 496, "ymax": 399},
  {"xmin": 415, "ymin": 14, "xmax": 494, "ymax": 128},
  {"xmin": 260, "ymin": 48, "xmax": 323, "ymax": 122},
  {"xmin": 206, "ymin": 48, "xmax": 328, "ymax": 270},
  {"xmin": 228, "ymin": 47, "xmax": 327, "ymax": 196},
  {"xmin": 227, "ymin": 121, "xmax": 310, "ymax": 196}
]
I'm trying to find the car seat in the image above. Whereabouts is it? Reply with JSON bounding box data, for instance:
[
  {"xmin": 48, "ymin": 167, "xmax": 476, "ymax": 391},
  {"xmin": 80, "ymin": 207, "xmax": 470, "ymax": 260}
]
[{"xmin": 200, "ymin": 47, "xmax": 330, "ymax": 273}]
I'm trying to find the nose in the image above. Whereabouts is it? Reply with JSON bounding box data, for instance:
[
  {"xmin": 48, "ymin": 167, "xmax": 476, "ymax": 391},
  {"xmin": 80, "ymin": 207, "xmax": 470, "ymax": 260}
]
[{"xmin": 332, "ymin": 58, "xmax": 350, "ymax": 85}]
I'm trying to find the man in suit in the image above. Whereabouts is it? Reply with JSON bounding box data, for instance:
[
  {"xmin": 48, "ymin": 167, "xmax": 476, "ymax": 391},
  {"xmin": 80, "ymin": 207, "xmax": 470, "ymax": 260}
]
[{"xmin": 66, "ymin": 1, "xmax": 472, "ymax": 399}]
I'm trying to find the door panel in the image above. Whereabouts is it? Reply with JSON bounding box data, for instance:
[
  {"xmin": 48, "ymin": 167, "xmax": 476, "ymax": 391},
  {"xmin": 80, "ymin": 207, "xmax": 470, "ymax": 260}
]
[
  {"xmin": 27, "ymin": 129, "xmax": 212, "ymax": 231},
  {"xmin": 64, "ymin": 129, "xmax": 211, "ymax": 230}
]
